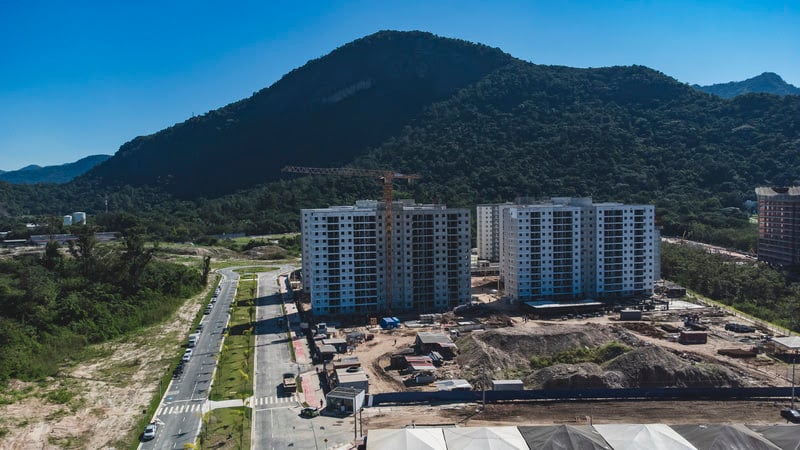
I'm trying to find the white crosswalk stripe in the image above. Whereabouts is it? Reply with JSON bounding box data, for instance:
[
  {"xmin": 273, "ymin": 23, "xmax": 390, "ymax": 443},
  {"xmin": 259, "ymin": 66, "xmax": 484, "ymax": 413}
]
[
  {"xmin": 157, "ymin": 403, "xmax": 203, "ymax": 415},
  {"xmin": 254, "ymin": 395, "xmax": 296, "ymax": 406}
]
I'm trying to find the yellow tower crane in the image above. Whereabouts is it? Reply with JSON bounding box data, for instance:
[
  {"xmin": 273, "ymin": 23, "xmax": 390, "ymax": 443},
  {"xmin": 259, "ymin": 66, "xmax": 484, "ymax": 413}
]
[{"xmin": 281, "ymin": 166, "xmax": 422, "ymax": 313}]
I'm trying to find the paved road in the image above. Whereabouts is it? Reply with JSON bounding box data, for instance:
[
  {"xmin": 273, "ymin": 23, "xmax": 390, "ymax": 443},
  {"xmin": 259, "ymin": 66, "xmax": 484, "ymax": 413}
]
[
  {"xmin": 251, "ymin": 266, "xmax": 355, "ymax": 450},
  {"xmin": 139, "ymin": 271, "xmax": 238, "ymax": 450}
]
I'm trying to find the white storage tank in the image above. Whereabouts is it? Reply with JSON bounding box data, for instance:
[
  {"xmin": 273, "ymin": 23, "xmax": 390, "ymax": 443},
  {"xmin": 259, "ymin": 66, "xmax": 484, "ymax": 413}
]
[
  {"xmin": 63, "ymin": 215, "xmax": 73, "ymax": 226},
  {"xmin": 72, "ymin": 212, "xmax": 87, "ymax": 225}
]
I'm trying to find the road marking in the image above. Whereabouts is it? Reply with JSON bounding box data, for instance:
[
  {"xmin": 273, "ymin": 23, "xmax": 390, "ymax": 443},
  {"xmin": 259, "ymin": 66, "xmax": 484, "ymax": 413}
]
[
  {"xmin": 254, "ymin": 394, "xmax": 296, "ymax": 406},
  {"xmin": 157, "ymin": 403, "xmax": 203, "ymax": 415}
]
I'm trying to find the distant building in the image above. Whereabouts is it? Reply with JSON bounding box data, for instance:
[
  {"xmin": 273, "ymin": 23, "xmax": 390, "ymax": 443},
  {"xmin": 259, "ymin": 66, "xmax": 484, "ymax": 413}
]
[
  {"xmin": 477, "ymin": 203, "xmax": 511, "ymax": 262},
  {"xmin": 301, "ymin": 200, "xmax": 471, "ymax": 315},
  {"xmin": 500, "ymin": 197, "xmax": 659, "ymax": 304},
  {"xmin": 755, "ymin": 187, "xmax": 800, "ymax": 268}
]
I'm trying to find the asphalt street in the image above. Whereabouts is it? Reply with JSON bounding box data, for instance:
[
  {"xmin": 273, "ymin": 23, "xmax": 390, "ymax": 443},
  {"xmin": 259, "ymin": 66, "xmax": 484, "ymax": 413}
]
[
  {"xmin": 139, "ymin": 270, "xmax": 239, "ymax": 450},
  {"xmin": 251, "ymin": 266, "xmax": 355, "ymax": 450}
]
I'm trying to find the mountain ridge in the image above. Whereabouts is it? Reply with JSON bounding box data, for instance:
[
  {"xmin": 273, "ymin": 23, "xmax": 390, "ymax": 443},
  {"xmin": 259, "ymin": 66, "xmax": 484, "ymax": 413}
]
[
  {"xmin": 1, "ymin": 30, "xmax": 799, "ymax": 248},
  {"xmin": 85, "ymin": 30, "xmax": 514, "ymax": 198},
  {"xmin": 693, "ymin": 72, "xmax": 800, "ymax": 98},
  {"xmin": 0, "ymin": 154, "xmax": 111, "ymax": 185}
]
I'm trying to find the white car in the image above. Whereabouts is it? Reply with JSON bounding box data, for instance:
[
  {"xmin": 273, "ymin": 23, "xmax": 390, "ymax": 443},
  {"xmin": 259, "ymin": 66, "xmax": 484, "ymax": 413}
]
[
  {"xmin": 143, "ymin": 422, "xmax": 157, "ymax": 440},
  {"xmin": 182, "ymin": 349, "xmax": 192, "ymax": 362}
]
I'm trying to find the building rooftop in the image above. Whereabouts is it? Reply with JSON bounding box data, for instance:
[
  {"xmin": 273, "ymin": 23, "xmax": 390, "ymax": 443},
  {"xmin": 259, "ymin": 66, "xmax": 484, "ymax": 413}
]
[
  {"xmin": 318, "ymin": 344, "xmax": 337, "ymax": 354},
  {"xmin": 336, "ymin": 368, "xmax": 369, "ymax": 384},
  {"xmin": 327, "ymin": 386, "xmax": 364, "ymax": 399},
  {"xmin": 756, "ymin": 186, "xmax": 800, "ymax": 197},
  {"xmin": 771, "ymin": 336, "xmax": 800, "ymax": 351},
  {"xmin": 416, "ymin": 332, "xmax": 454, "ymax": 345},
  {"xmin": 434, "ymin": 379, "xmax": 472, "ymax": 391},
  {"xmin": 492, "ymin": 379, "xmax": 523, "ymax": 385}
]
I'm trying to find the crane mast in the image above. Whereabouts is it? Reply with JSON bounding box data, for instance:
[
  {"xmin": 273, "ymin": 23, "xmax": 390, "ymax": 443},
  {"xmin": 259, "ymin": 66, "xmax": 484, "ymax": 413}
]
[{"xmin": 281, "ymin": 166, "xmax": 421, "ymax": 313}]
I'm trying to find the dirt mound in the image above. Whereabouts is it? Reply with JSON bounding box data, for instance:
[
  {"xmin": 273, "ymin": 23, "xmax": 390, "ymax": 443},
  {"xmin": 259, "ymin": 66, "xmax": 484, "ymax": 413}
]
[
  {"xmin": 455, "ymin": 325, "xmax": 635, "ymax": 379},
  {"xmin": 527, "ymin": 363, "xmax": 628, "ymax": 389},
  {"xmin": 455, "ymin": 325, "xmax": 741, "ymax": 390},
  {"xmin": 606, "ymin": 346, "xmax": 741, "ymax": 388},
  {"xmin": 243, "ymin": 245, "xmax": 288, "ymax": 260}
]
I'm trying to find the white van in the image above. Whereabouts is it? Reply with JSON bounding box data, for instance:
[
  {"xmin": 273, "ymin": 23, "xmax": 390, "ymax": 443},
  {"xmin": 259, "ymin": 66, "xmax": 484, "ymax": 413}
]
[{"xmin": 188, "ymin": 334, "xmax": 199, "ymax": 348}]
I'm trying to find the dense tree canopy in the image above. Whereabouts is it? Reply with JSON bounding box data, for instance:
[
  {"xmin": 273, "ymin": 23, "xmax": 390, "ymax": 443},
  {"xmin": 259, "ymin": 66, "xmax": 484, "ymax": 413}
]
[
  {"xmin": 0, "ymin": 233, "xmax": 202, "ymax": 383},
  {"xmin": 1, "ymin": 31, "xmax": 798, "ymax": 250},
  {"xmin": 661, "ymin": 243, "xmax": 800, "ymax": 332}
]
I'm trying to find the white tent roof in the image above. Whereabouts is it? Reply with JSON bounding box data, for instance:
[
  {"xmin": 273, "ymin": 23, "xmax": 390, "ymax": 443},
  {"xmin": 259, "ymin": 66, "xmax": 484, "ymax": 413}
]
[
  {"xmin": 443, "ymin": 426, "xmax": 528, "ymax": 450},
  {"xmin": 594, "ymin": 424, "xmax": 698, "ymax": 450},
  {"xmin": 367, "ymin": 428, "xmax": 447, "ymax": 450}
]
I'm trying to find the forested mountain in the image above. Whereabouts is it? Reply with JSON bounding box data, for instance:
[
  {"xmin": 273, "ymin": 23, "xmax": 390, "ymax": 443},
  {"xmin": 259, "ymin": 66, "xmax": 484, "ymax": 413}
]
[
  {"xmin": 2, "ymin": 31, "xmax": 800, "ymax": 248},
  {"xmin": 693, "ymin": 72, "xmax": 800, "ymax": 98},
  {"xmin": 83, "ymin": 31, "xmax": 513, "ymax": 198},
  {"xmin": 0, "ymin": 154, "xmax": 110, "ymax": 184}
]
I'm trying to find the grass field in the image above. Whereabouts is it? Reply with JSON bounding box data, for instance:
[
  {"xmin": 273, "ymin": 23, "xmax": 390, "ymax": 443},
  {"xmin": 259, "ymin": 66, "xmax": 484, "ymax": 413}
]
[
  {"xmin": 201, "ymin": 407, "xmax": 251, "ymax": 450},
  {"xmin": 209, "ymin": 274, "xmax": 256, "ymax": 401}
]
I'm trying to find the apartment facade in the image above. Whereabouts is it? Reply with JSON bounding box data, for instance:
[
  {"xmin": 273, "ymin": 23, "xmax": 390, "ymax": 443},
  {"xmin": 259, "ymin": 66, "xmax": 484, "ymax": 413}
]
[
  {"xmin": 301, "ymin": 200, "xmax": 471, "ymax": 315},
  {"xmin": 477, "ymin": 203, "xmax": 508, "ymax": 262},
  {"xmin": 755, "ymin": 187, "xmax": 800, "ymax": 267},
  {"xmin": 500, "ymin": 198, "xmax": 659, "ymax": 303}
]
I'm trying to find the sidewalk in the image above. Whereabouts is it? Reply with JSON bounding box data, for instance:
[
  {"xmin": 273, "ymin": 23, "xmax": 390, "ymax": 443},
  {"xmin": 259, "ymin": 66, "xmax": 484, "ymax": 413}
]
[
  {"xmin": 205, "ymin": 398, "xmax": 246, "ymax": 414},
  {"xmin": 299, "ymin": 370, "xmax": 325, "ymax": 409}
]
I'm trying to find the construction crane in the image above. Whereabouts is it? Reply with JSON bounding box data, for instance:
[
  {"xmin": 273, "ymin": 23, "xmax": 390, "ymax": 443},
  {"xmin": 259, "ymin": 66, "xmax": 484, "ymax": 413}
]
[{"xmin": 281, "ymin": 166, "xmax": 422, "ymax": 312}]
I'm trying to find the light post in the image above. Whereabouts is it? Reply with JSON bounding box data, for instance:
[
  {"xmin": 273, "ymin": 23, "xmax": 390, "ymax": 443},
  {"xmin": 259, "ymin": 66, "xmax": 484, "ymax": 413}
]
[{"xmin": 792, "ymin": 350, "xmax": 797, "ymax": 410}]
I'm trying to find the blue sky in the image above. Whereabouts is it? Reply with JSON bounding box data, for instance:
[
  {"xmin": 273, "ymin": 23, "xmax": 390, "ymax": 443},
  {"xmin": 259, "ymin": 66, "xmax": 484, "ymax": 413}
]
[{"xmin": 1, "ymin": 0, "xmax": 798, "ymax": 171}]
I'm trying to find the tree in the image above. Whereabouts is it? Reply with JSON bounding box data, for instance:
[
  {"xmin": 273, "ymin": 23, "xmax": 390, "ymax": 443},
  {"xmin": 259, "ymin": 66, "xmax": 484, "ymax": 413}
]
[
  {"xmin": 201, "ymin": 256, "xmax": 212, "ymax": 284},
  {"xmin": 67, "ymin": 224, "xmax": 98, "ymax": 276},
  {"xmin": 41, "ymin": 240, "xmax": 62, "ymax": 271},
  {"xmin": 120, "ymin": 228, "xmax": 156, "ymax": 292}
]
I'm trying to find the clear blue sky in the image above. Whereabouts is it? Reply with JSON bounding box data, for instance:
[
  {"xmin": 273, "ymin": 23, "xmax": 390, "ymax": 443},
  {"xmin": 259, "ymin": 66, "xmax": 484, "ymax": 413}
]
[{"xmin": 1, "ymin": 0, "xmax": 798, "ymax": 171}]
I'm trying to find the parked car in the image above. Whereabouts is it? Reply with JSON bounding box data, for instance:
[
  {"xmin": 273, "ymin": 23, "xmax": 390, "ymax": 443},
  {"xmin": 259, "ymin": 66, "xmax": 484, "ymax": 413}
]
[
  {"xmin": 780, "ymin": 408, "xmax": 800, "ymax": 423},
  {"xmin": 300, "ymin": 407, "xmax": 320, "ymax": 418},
  {"xmin": 182, "ymin": 349, "xmax": 192, "ymax": 362},
  {"xmin": 142, "ymin": 422, "xmax": 157, "ymax": 440}
]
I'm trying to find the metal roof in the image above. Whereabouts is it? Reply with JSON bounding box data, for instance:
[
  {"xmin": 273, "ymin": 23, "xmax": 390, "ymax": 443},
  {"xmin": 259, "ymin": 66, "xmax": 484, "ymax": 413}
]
[{"xmin": 771, "ymin": 336, "xmax": 800, "ymax": 351}]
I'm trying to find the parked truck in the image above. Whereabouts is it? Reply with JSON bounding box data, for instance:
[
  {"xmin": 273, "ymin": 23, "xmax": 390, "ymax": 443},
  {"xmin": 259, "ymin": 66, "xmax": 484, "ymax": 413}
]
[{"xmin": 283, "ymin": 373, "xmax": 297, "ymax": 393}]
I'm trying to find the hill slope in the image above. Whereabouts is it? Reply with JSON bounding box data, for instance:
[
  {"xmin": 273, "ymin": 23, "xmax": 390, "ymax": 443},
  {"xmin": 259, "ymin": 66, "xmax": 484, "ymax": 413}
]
[
  {"xmin": 0, "ymin": 154, "xmax": 110, "ymax": 184},
  {"xmin": 694, "ymin": 72, "xmax": 800, "ymax": 98},
  {"xmin": 84, "ymin": 31, "xmax": 514, "ymax": 198},
  {"xmin": 2, "ymin": 31, "xmax": 800, "ymax": 246}
]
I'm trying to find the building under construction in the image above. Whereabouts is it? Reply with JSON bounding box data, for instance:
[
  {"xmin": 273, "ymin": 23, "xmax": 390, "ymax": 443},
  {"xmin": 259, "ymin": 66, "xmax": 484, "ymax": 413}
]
[
  {"xmin": 301, "ymin": 200, "xmax": 471, "ymax": 315},
  {"xmin": 755, "ymin": 186, "xmax": 800, "ymax": 268}
]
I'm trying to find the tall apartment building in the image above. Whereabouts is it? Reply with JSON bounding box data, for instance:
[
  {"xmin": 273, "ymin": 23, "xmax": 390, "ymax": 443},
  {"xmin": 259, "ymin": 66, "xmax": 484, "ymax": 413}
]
[
  {"xmin": 500, "ymin": 197, "xmax": 659, "ymax": 303},
  {"xmin": 301, "ymin": 200, "xmax": 471, "ymax": 315},
  {"xmin": 755, "ymin": 187, "xmax": 800, "ymax": 267},
  {"xmin": 477, "ymin": 204, "xmax": 506, "ymax": 262}
]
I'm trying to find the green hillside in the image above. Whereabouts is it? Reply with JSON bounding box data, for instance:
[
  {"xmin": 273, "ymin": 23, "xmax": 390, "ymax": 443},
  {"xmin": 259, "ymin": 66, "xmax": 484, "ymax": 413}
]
[
  {"xmin": 1, "ymin": 31, "xmax": 799, "ymax": 249},
  {"xmin": 83, "ymin": 31, "xmax": 513, "ymax": 198}
]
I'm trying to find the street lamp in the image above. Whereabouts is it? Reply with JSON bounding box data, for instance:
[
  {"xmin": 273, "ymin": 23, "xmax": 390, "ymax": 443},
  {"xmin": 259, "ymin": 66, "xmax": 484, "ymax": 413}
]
[{"xmin": 792, "ymin": 350, "xmax": 797, "ymax": 410}]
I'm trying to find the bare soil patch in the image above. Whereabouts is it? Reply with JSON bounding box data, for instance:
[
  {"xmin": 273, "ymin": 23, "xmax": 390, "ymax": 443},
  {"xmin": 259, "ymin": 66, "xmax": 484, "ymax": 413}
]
[
  {"xmin": 0, "ymin": 278, "xmax": 208, "ymax": 450},
  {"xmin": 362, "ymin": 399, "xmax": 789, "ymax": 430}
]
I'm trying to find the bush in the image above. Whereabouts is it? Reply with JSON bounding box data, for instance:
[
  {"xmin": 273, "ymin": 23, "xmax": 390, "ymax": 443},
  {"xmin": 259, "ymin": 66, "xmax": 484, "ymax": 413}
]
[{"xmin": 529, "ymin": 341, "xmax": 631, "ymax": 369}]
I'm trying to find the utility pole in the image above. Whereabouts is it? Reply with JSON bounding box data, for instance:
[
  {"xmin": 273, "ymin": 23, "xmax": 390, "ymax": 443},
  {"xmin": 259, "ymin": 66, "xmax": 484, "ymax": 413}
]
[{"xmin": 792, "ymin": 350, "xmax": 797, "ymax": 410}]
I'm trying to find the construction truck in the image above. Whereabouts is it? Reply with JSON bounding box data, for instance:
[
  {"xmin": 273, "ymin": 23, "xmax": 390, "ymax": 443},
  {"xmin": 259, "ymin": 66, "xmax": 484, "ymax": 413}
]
[{"xmin": 283, "ymin": 373, "xmax": 297, "ymax": 393}]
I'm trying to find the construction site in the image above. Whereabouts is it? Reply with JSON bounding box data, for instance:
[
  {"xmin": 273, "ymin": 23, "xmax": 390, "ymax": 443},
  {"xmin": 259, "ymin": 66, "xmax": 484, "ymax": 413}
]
[
  {"xmin": 293, "ymin": 274, "xmax": 797, "ymax": 411},
  {"xmin": 284, "ymin": 166, "xmax": 798, "ymax": 433}
]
